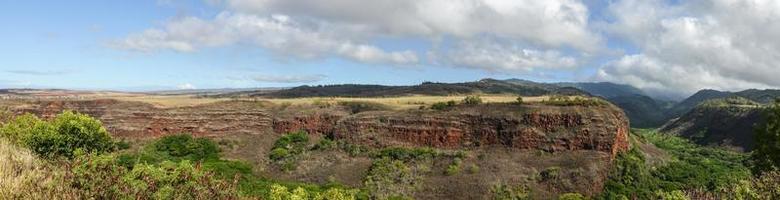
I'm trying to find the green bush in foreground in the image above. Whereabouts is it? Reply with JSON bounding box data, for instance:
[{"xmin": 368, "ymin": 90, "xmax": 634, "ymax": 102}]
[{"xmin": 0, "ymin": 111, "xmax": 115, "ymax": 159}]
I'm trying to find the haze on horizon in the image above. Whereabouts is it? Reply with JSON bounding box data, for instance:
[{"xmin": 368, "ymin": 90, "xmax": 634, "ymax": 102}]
[{"xmin": 2, "ymin": 0, "xmax": 780, "ymax": 100}]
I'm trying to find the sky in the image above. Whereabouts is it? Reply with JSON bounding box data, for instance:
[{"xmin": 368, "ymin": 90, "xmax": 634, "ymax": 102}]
[{"xmin": 1, "ymin": 0, "xmax": 780, "ymax": 100}]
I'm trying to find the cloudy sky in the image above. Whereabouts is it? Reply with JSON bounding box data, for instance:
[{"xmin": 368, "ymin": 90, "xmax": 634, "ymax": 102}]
[{"xmin": 1, "ymin": 0, "xmax": 779, "ymax": 99}]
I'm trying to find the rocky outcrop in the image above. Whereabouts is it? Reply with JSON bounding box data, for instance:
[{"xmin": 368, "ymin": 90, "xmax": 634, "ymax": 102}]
[
  {"xmin": 6, "ymin": 99, "xmax": 630, "ymax": 157},
  {"xmin": 334, "ymin": 104, "xmax": 630, "ymax": 157},
  {"xmin": 11, "ymin": 100, "xmax": 274, "ymax": 137}
]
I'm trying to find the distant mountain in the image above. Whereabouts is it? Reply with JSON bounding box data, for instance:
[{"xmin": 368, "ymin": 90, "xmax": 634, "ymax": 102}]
[
  {"xmin": 665, "ymin": 89, "xmax": 733, "ymax": 119},
  {"xmin": 556, "ymin": 82, "xmax": 647, "ymax": 98},
  {"xmin": 734, "ymin": 89, "xmax": 780, "ymax": 104},
  {"xmin": 235, "ymin": 79, "xmax": 588, "ymax": 98},
  {"xmin": 660, "ymin": 97, "xmax": 765, "ymax": 151},
  {"xmin": 558, "ymin": 82, "xmax": 672, "ymax": 128}
]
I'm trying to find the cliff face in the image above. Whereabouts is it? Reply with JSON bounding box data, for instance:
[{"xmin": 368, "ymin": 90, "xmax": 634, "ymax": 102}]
[
  {"xmin": 334, "ymin": 104, "xmax": 630, "ymax": 157},
  {"xmin": 6, "ymin": 99, "xmax": 629, "ymax": 156},
  {"xmin": 11, "ymin": 100, "xmax": 274, "ymax": 137}
]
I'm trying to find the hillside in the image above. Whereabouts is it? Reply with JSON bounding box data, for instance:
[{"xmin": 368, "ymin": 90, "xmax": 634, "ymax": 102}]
[
  {"xmin": 660, "ymin": 97, "xmax": 764, "ymax": 151},
  {"xmin": 221, "ymin": 79, "xmax": 587, "ymax": 98},
  {"xmin": 1, "ymin": 97, "xmax": 628, "ymax": 199},
  {"xmin": 559, "ymin": 82, "xmax": 673, "ymax": 128}
]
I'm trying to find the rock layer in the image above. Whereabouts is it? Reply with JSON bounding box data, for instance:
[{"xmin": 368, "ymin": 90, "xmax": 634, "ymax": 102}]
[{"xmin": 6, "ymin": 99, "xmax": 630, "ymax": 156}]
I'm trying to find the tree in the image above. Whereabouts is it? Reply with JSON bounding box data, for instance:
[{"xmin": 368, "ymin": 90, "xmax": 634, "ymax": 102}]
[
  {"xmin": 752, "ymin": 99, "xmax": 780, "ymax": 174},
  {"xmin": 463, "ymin": 96, "xmax": 483, "ymax": 105},
  {"xmin": 516, "ymin": 97, "xmax": 524, "ymax": 104}
]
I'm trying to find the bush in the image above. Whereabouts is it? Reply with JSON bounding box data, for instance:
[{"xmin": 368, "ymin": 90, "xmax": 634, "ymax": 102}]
[
  {"xmin": 463, "ymin": 96, "xmax": 483, "ymax": 105},
  {"xmin": 492, "ymin": 183, "xmax": 530, "ymax": 200},
  {"xmin": 364, "ymin": 158, "xmax": 421, "ymax": 199},
  {"xmin": 1, "ymin": 111, "xmax": 116, "ymax": 159},
  {"xmin": 68, "ymin": 154, "xmax": 240, "ymax": 199},
  {"xmin": 516, "ymin": 97, "xmax": 524, "ymax": 104},
  {"xmin": 151, "ymin": 134, "xmax": 219, "ymax": 161},
  {"xmin": 445, "ymin": 158, "xmax": 463, "ymax": 176},
  {"xmin": 558, "ymin": 193, "xmax": 586, "ymax": 200},
  {"xmin": 431, "ymin": 100, "xmax": 457, "ymax": 111},
  {"xmin": 338, "ymin": 101, "xmax": 391, "ymax": 114}
]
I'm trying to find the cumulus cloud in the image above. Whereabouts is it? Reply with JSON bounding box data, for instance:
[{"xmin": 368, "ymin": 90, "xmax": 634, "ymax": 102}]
[
  {"xmin": 115, "ymin": 0, "xmax": 600, "ymax": 71},
  {"xmin": 114, "ymin": 13, "xmax": 419, "ymax": 65},
  {"xmin": 177, "ymin": 83, "xmax": 196, "ymax": 90},
  {"xmin": 224, "ymin": 0, "xmax": 601, "ymax": 51},
  {"xmin": 596, "ymin": 0, "xmax": 780, "ymax": 98},
  {"xmin": 436, "ymin": 39, "xmax": 578, "ymax": 72}
]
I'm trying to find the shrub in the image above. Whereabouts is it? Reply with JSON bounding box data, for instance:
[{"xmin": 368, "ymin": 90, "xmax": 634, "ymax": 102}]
[
  {"xmin": 445, "ymin": 158, "xmax": 463, "ymax": 176},
  {"xmin": 337, "ymin": 101, "xmax": 391, "ymax": 114},
  {"xmin": 374, "ymin": 147, "xmax": 439, "ymax": 161},
  {"xmin": 491, "ymin": 183, "xmax": 530, "ymax": 200},
  {"xmin": 541, "ymin": 167, "xmax": 561, "ymax": 181},
  {"xmin": 467, "ymin": 164, "xmax": 480, "ymax": 174},
  {"xmin": 151, "ymin": 134, "xmax": 219, "ymax": 161},
  {"xmin": 752, "ymin": 100, "xmax": 780, "ymax": 173},
  {"xmin": 558, "ymin": 193, "xmax": 586, "ymax": 200},
  {"xmin": 269, "ymin": 131, "xmax": 310, "ymax": 171},
  {"xmin": 68, "ymin": 154, "xmax": 240, "ymax": 199},
  {"xmin": 431, "ymin": 100, "xmax": 457, "ymax": 110},
  {"xmin": 1, "ymin": 111, "xmax": 116, "ymax": 159},
  {"xmin": 463, "ymin": 96, "xmax": 483, "ymax": 105},
  {"xmin": 516, "ymin": 97, "xmax": 524, "ymax": 104},
  {"xmin": 364, "ymin": 158, "xmax": 421, "ymax": 199}
]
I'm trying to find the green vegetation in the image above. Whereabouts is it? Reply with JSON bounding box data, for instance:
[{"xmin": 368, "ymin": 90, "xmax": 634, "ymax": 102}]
[
  {"xmin": 557, "ymin": 193, "xmax": 586, "ymax": 200},
  {"xmin": 0, "ymin": 111, "xmax": 361, "ymax": 199},
  {"xmin": 269, "ymin": 131, "xmax": 310, "ymax": 171},
  {"xmin": 445, "ymin": 158, "xmax": 463, "ymax": 176},
  {"xmin": 363, "ymin": 157, "xmax": 423, "ymax": 199},
  {"xmin": 0, "ymin": 111, "xmax": 116, "ymax": 159},
  {"xmin": 430, "ymin": 100, "xmax": 456, "ymax": 110},
  {"xmin": 516, "ymin": 96, "xmax": 524, "ymax": 104},
  {"xmin": 491, "ymin": 183, "xmax": 530, "ymax": 200},
  {"xmin": 752, "ymin": 100, "xmax": 780, "ymax": 173},
  {"xmin": 601, "ymin": 129, "xmax": 751, "ymax": 199},
  {"xmin": 462, "ymin": 95, "xmax": 483, "ymax": 105},
  {"xmin": 542, "ymin": 96, "xmax": 607, "ymax": 107},
  {"xmin": 338, "ymin": 101, "xmax": 392, "ymax": 114}
]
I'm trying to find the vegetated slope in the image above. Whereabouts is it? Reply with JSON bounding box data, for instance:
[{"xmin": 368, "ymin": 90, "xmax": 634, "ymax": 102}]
[
  {"xmin": 226, "ymin": 78, "xmax": 588, "ymax": 98},
  {"xmin": 660, "ymin": 97, "xmax": 764, "ymax": 151},
  {"xmin": 558, "ymin": 82, "xmax": 674, "ymax": 128},
  {"xmin": 734, "ymin": 89, "xmax": 780, "ymax": 104},
  {"xmin": 3, "ymin": 97, "xmax": 630, "ymax": 199},
  {"xmin": 665, "ymin": 89, "xmax": 733, "ymax": 119}
]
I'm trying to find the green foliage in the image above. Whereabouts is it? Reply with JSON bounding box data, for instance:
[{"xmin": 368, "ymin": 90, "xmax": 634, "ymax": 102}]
[
  {"xmin": 601, "ymin": 130, "xmax": 751, "ymax": 199},
  {"xmin": 269, "ymin": 131, "xmax": 310, "ymax": 171},
  {"xmin": 654, "ymin": 190, "xmax": 689, "ymax": 200},
  {"xmin": 268, "ymin": 183, "xmax": 359, "ymax": 200},
  {"xmin": 0, "ymin": 111, "xmax": 116, "ymax": 159},
  {"xmin": 558, "ymin": 193, "xmax": 586, "ymax": 200},
  {"xmin": 542, "ymin": 96, "xmax": 607, "ymax": 107},
  {"xmin": 374, "ymin": 147, "xmax": 439, "ymax": 161},
  {"xmin": 312, "ymin": 138, "xmax": 337, "ymax": 150},
  {"xmin": 516, "ymin": 96, "xmax": 524, "ymax": 104},
  {"xmin": 462, "ymin": 95, "xmax": 483, "ymax": 105},
  {"xmin": 445, "ymin": 158, "xmax": 463, "ymax": 176},
  {"xmin": 752, "ymin": 100, "xmax": 780, "ymax": 173},
  {"xmin": 337, "ymin": 101, "xmax": 391, "ymax": 114},
  {"xmin": 467, "ymin": 164, "xmax": 480, "ymax": 174},
  {"xmin": 67, "ymin": 153, "xmax": 240, "ymax": 199},
  {"xmin": 430, "ymin": 100, "xmax": 457, "ymax": 110},
  {"xmin": 491, "ymin": 183, "xmax": 530, "ymax": 200},
  {"xmin": 541, "ymin": 167, "xmax": 561, "ymax": 181},
  {"xmin": 364, "ymin": 158, "xmax": 421, "ymax": 200}
]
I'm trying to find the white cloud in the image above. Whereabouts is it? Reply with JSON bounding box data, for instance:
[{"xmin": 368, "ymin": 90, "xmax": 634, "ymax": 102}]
[
  {"xmin": 249, "ymin": 74, "xmax": 326, "ymax": 83},
  {"xmin": 439, "ymin": 40, "xmax": 578, "ymax": 72},
  {"xmin": 224, "ymin": 0, "xmax": 601, "ymax": 51},
  {"xmin": 113, "ymin": 13, "xmax": 419, "ymax": 65},
  {"xmin": 596, "ymin": 0, "xmax": 780, "ymax": 98},
  {"xmin": 177, "ymin": 83, "xmax": 196, "ymax": 90},
  {"xmin": 115, "ymin": 0, "xmax": 601, "ymax": 71}
]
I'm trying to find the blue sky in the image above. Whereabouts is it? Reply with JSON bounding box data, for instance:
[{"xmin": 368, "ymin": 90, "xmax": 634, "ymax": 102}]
[{"xmin": 1, "ymin": 0, "xmax": 779, "ymax": 100}]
